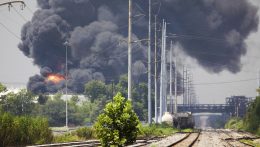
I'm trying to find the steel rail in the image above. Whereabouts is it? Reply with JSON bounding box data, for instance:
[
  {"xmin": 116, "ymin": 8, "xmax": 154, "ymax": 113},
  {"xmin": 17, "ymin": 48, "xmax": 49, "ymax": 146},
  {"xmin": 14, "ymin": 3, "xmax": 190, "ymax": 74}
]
[
  {"xmin": 27, "ymin": 137, "xmax": 163, "ymax": 147},
  {"xmin": 166, "ymin": 131, "xmax": 201, "ymax": 147}
]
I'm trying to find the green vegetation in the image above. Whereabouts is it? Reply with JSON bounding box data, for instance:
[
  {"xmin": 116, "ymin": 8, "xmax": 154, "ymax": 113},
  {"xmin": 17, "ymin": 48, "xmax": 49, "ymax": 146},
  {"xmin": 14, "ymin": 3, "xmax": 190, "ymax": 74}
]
[
  {"xmin": 53, "ymin": 133, "xmax": 83, "ymax": 143},
  {"xmin": 75, "ymin": 127, "xmax": 95, "ymax": 139},
  {"xmin": 240, "ymin": 139, "xmax": 260, "ymax": 147},
  {"xmin": 244, "ymin": 96, "xmax": 260, "ymax": 135},
  {"xmin": 0, "ymin": 77, "xmax": 152, "ymax": 127},
  {"xmin": 0, "ymin": 112, "xmax": 53, "ymax": 146},
  {"xmin": 94, "ymin": 93, "xmax": 140, "ymax": 147},
  {"xmin": 52, "ymin": 124, "xmax": 179, "ymax": 144},
  {"xmin": 225, "ymin": 117, "xmax": 244, "ymax": 130},
  {"xmin": 139, "ymin": 123, "xmax": 178, "ymax": 138},
  {"xmin": 52, "ymin": 127, "xmax": 95, "ymax": 143},
  {"xmin": 85, "ymin": 80, "xmax": 108, "ymax": 103},
  {"xmin": 0, "ymin": 83, "xmax": 7, "ymax": 93},
  {"xmin": 225, "ymin": 96, "xmax": 260, "ymax": 136},
  {"xmin": 1, "ymin": 89, "xmax": 35, "ymax": 116},
  {"xmin": 0, "ymin": 81, "xmax": 166, "ymax": 146},
  {"xmin": 181, "ymin": 128, "xmax": 194, "ymax": 133}
]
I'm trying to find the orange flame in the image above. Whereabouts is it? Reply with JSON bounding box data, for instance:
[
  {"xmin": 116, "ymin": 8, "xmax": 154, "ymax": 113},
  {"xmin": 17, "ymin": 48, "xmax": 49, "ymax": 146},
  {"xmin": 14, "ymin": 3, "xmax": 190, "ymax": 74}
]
[{"xmin": 46, "ymin": 73, "xmax": 65, "ymax": 84}]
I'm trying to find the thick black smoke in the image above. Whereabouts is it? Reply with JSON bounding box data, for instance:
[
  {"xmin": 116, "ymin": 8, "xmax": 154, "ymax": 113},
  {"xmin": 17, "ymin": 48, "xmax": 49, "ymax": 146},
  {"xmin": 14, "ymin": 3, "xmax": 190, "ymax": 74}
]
[
  {"xmin": 157, "ymin": 0, "xmax": 259, "ymax": 73},
  {"xmin": 19, "ymin": 0, "xmax": 258, "ymax": 93}
]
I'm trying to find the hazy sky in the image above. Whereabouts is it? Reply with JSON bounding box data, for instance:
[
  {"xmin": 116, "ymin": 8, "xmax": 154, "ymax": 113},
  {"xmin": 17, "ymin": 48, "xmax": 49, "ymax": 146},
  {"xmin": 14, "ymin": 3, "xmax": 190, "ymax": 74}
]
[{"xmin": 0, "ymin": 0, "xmax": 259, "ymax": 104}]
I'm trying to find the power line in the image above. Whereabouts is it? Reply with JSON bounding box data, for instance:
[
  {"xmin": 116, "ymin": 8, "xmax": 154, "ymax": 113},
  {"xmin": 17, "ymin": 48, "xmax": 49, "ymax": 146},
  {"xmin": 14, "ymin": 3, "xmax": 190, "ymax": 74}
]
[
  {"xmin": 0, "ymin": 11, "xmax": 23, "ymax": 26},
  {"xmin": 167, "ymin": 33, "xmax": 227, "ymax": 43},
  {"xmin": 11, "ymin": 5, "xmax": 28, "ymax": 22},
  {"xmin": 194, "ymin": 78, "xmax": 257, "ymax": 86},
  {"xmin": 24, "ymin": 4, "xmax": 34, "ymax": 14},
  {"xmin": 0, "ymin": 21, "xmax": 20, "ymax": 40},
  {"xmin": 186, "ymin": 50, "xmax": 260, "ymax": 59}
]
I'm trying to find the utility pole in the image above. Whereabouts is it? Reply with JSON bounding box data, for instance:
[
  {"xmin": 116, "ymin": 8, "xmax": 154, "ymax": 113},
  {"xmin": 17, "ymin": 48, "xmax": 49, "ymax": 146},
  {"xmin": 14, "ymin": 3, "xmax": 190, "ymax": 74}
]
[
  {"xmin": 257, "ymin": 69, "xmax": 260, "ymax": 96},
  {"xmin": 187, "ymin": 68, "xmax": 190, "ymax": 106},
  {"xmin": 163, "ymin": 22, "xmax": 167, "ymax": 114},
  {"xmin": 174, "ymin": 55, "xmax": 178, "ymax": 113},
  {"xmin": 148, "ymin": 0, "xmax": 152, "ymax": 125},
  {"xmin": 169, "ymin": 41, "xmax": 173, "ymax": 114},
  {"xmin": 64, "ymin": 41, "xmax": 69, "ymax": 130},
  {"xmin": 183, "ymin": 66, "xmax": 186, "ymax": 105},
  {"xmin": 128, "ymin": 0, "xmax": 132, "ymax": 101},
  {"xmin": 154, "ymin": 15, "xmax": 158, "ymax": 123},
  {"xmin": 159, "ymin": 20, "xmax": 165, "ymax": 123}
]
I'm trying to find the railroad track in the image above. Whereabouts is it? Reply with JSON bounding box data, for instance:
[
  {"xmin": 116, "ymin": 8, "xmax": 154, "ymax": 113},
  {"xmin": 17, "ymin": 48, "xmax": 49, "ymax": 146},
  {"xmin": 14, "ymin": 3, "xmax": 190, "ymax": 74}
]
[
  {"xmin": 219, "ymin": 130, "xmax": 255, "ymax": 147},
  {"xmin": 27, "ymin": 140, "xmax": 100, "ymax": 147},
  {"xmin": 166, "ymin": 131, "xmax": 201, "ymax": 147},
  {"xmin": 27, "ymin": 137, "xmax": 162, "ymax": 147}
]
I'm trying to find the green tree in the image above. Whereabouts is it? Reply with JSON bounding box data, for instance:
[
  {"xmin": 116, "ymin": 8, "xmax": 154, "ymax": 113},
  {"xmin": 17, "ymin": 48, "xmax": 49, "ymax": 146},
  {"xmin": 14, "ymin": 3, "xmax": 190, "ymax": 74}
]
[
  {"xmin": 94, "ymin": 93, "xmax": 140, "ymax": 147},
  {"xmin": 71, "ymin": 95, "xmax": 80, "ymax": 104},
  {"xmin": 1, "ymin": 89, "xmax": 35, "ymax": 116},
  {"xmin": 0, "ymin": 113, "xmax": 53, "ymax": 146},
  {"xmin": 38, "ymin": 94, "xmax": 49, "ymax": 105},
  {"xmin": 0, "ymin": 83, "xmax": 7, "ymax": 111},
  {"xmin": 244, "ymin": 96, "xmax": 260, "ymax": 133},
  {"xmin": 68, "ymin": 97, "xmax": 84, "ymax": 126},
  {"xmin": 116, "ymin": 75, "xmax": 128, "ymax": 98},
  {"xmin": 80, "ymin": 100, "xmax": 100, "ymax": 124},
  {"xmin": 114, "ymin": 76, "xmax": 150, "ymax": 121},
  {"xmin": 0, "ymin": 83, "xmax": 7, "ymax": 93},
  {"xmin": 40, "ymin": 96, "xmax": 66, "ymax": 126},
  {"xmin": 85, "ymin": 80, "xmax": 108, "ymax": 102}
]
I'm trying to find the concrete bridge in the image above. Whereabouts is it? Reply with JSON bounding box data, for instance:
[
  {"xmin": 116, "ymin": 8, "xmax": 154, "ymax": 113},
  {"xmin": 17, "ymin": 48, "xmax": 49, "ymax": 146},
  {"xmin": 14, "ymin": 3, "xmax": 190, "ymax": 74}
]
[
  {"xmin": 174, "ymin": 96, "xmax": 253, "ymax": 117},
  {"xmin": 177, "ymin": 104, "xmax": 233, "ymax": 113}
]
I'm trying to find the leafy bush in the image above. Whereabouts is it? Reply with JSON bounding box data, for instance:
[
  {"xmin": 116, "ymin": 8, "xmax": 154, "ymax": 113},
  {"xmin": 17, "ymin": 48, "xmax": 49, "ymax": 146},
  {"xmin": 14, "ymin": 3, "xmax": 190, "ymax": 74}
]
[
  {"xmin": 0, "ymin": 83, "xmax": 7, "ymax": 93},
  {"xmin": 225, "ymin": 117, "xmax": 244, "ymax": 130},
  {"xmin": 94, "ymin": 93, "xmax": 140, "ymax": 147},
  {"xmin": 76, "ymin": 127, "xmax": 95, "ymax": 139},
  {"xmin": 0, "ymin": 113, "xmax": 53, "ymax": 146},
  {"xmin": 225, "ymin": 96, "xmax": 260, "ymax": 136},
  {"xmin": 244, "ymin": 96, "xmax": 260, "ymax": 133},
  {"xmin": 139, "ymin": 123, "xmax": 178, "ymax": 138}
]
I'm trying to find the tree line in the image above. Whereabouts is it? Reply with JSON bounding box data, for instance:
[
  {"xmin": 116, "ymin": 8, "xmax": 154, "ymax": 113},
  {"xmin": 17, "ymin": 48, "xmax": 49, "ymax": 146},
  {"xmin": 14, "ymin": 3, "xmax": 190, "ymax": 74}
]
[{"xmin": 0, "ymin": 75, "xmax": 153, "ymax": 127}]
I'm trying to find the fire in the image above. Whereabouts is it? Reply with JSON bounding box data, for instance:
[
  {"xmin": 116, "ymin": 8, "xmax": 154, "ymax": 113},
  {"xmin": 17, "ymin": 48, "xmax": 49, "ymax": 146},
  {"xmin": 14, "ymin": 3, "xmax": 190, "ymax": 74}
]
[{"xmin": 46, "ymin": 73, "xmax": 65, "ymax": 84}]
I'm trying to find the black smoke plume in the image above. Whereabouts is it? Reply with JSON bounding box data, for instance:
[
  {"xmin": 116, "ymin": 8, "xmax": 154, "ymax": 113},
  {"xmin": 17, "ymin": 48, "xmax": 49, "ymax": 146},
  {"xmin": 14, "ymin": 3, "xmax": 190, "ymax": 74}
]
[{"xmin": 19, "ymin": 0, "xmax": 258, "ymax": 94}]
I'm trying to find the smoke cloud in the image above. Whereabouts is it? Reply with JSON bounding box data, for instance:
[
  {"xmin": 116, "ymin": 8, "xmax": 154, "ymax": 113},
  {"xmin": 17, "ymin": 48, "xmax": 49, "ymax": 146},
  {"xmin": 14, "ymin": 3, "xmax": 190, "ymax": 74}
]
[{"xmin": 19, "ymin": 0, "xmax": 258, "ymax": 93}]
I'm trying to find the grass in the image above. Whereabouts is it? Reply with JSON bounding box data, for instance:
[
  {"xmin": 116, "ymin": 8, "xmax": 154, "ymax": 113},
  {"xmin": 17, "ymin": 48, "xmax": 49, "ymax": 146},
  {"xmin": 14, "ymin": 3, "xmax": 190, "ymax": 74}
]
[
  {"xmin": 52, "ymin": 127, "xmax": 95, "ymax": 143},
  {"xmin": 224, "ymin": 117, "xmax": 244, "ymax": 131},
  {"xmin": 52, "ymin": 124, "xmax": 192, "ymax": 143},
  {"xmin": 181, "ymin": 128, "xmax": 194, "ymax": 133},
  {"xmin": 53, "ymin": 133, "xmax": 83, "ymax": 143},
  {"xmin": 138, "ymin": 123, "xmax": 179, "ymax": 138},
  {"xmin": 240, "ymin": 139, "xmax": 260, "ymax": 147},
  {"xmin": 51, "ymin": 127, "xmax": 69, "ymax": 132}
]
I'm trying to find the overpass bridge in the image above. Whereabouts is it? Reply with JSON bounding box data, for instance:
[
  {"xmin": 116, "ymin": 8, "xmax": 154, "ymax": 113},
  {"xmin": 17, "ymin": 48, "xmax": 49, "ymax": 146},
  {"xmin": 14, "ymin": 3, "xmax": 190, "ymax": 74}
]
[
  {"xmin": 177, "ymin": 104, "xmax": 233, "ymax": 114},
  {"xmin": 174, "ymin": 96, "xmax": 253, "ymax": 117}
]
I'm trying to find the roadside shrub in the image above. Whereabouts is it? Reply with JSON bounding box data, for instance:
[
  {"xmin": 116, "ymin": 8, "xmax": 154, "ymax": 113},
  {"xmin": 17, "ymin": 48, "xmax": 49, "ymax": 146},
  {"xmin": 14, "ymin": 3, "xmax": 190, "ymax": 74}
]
[
  {"xmin": 94, "ymin": 93, "xmax": 140, "ymax": 147},
  {"xmin": 0, "ymin": 113, "xmax": 16, "ymax": 146},
  {"xmin": 225, "ymin": 117, "xmax": 244, "ymax": 130},
  {"xmin": 76, "ymin": 127, "xmax": 95, "ymax": 139},
  {"xmin": 139, "ymin": 123, "xmax": 177, "ymax": 138},
  {"xmin": 0, "ymin": 113, "xmax": 53, "ymax": 146},
  {"xmin": 139, "ymin": 125, "xmax": 157, "ymax": 138},
  {"xmin": 244, "ymin": 96, "xmax": 260, "ymax": 133}
]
